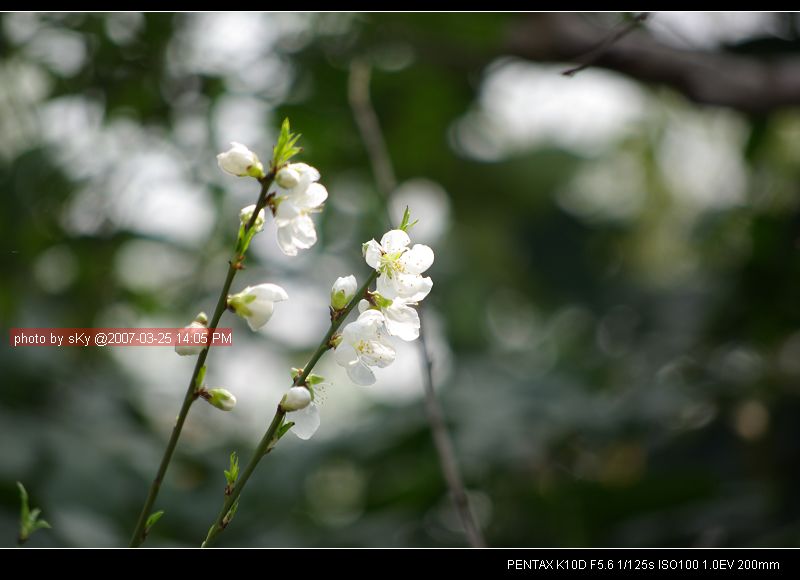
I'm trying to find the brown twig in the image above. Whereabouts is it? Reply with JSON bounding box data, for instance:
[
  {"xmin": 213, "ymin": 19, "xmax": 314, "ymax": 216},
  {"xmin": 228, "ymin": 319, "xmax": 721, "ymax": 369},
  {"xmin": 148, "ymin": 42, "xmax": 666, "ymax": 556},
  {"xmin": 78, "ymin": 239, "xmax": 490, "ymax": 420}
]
[
  {"xmin": 562, "ymin": 13, "xmax": 650, "ymax": 77},
  {"xmin": 348, "ymin": 58, "xmax": 487, "ymax": 548}
]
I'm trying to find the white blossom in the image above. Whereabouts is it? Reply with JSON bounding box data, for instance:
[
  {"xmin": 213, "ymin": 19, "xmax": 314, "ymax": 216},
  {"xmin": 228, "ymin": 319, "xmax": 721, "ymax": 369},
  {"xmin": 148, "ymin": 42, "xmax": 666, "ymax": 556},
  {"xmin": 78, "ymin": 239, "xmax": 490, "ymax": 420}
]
[
  {"xmin": 359, "ymin": 297, "xmax": 420, "ymax": 342},
  {"xmin": 363, "ymin": 229, "xmax": 434, "ymax": 301},
  {"xmin": 228, "ymin": 283, "xmax": 289, "ymax": 331},
  {"xmin": 273, "ymin": 163, "xmax": 328, "ymax": 256},
  {"xmin": 285, "ymin": 379, "xmax": 328, "ymax": 440},
  {"xmin": 334, "ymin": 309, "xmax": 396, "ymax": 385},
  {"xmin": 217, "ymin": 142, "xmax": 264, "ymax": 178}
]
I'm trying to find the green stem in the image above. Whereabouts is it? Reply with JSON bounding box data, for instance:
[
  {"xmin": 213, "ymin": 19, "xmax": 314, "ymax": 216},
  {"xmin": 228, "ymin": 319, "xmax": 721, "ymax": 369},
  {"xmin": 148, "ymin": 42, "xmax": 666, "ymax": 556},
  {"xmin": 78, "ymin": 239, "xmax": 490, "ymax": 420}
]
[
  {"xmin": 129, "ymin": 175, "xmax": 274, "ymax": 548},
  {"xmin": 201, "ymin": 270, "xmax": 378, "ymax": 547}
]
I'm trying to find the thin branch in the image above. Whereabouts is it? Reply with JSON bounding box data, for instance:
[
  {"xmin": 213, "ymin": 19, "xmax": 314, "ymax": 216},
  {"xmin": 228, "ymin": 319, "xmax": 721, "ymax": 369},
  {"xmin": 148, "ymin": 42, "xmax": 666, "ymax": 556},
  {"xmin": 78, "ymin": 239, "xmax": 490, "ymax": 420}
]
[
  {"xmin": 348, "ymin": 59, "xmax": 487, "ymax": 548},
  {"xmin": 201, "ymin": 271, "xmax": 380, "ymax": 547},
  {"xmin": 129, "ymin": 175, "xmax": 275, "ymax": 548},
  {"xmin": 562, "ymin": 13, "xmax": 650, "ymax": 77}
]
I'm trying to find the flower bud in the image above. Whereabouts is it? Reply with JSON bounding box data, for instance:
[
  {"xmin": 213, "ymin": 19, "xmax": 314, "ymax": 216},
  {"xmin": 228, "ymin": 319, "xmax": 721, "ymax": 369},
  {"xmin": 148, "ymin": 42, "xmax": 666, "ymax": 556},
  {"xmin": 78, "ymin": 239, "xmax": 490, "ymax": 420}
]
[
  {"xmin": 217, "ymin": 142, "xmax": 264, "ymax": 178},
  {"xmin": 275, "ymin": 166, "xmax": 300, "ymax": 189},
  {"xmin": 281, "ymin": 386, "xmax": 312, "ymax": 411},
  {"xmin": 331, "ymin": 275, "xmax": 358, "ymax": 311},
  {"xmin": 240, "ymin": 204, "xmax": 266, "ymax": 233},
  {"xmin": 175, "ymin": 313, "xmax": 208, "ymax": 356},
  {"xmin": 205, "ymin": 388, "xmax": 237, "ymax": 411}
]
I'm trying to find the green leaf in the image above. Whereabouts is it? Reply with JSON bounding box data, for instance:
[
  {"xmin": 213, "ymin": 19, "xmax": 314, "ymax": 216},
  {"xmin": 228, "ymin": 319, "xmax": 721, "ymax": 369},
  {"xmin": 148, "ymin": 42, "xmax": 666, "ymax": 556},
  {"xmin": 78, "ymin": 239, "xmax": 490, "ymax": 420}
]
[
  {"xmin": 17, "ymin": 482, "xmax": 51, "ymax": 543},
  {"xmin": 17, "ymin": 482, "xmax": 29, "ymax": 529},
  {"xmin": 398, "ymin": 206, "xmax": 419, "ymax": 232},
  {"xmin": 224, "ymin": 451, "xmax": 239, "ymax": 486},
  {"xmin": 145, "ymin": 510, "xmax": 164, "ymax": 532},
  {"xmin": 271, "ymin": 118, "xmax": 303, "ymax": 170}
]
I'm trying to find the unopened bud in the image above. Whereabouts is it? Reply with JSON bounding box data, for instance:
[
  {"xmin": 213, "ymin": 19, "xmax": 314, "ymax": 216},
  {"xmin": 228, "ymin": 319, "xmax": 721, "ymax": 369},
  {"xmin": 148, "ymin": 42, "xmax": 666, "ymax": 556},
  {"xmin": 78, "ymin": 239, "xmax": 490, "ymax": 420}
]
[
  {"xmin": 205, "ymin": 388, "xmax": 237, "ymax": 411},
  {"xmin": 281, "ymin": 386, "xmax": 311, "ymax": 411},
  {"xmin": 331, "ymin": 275, "xmax": 358, "ymax": 311}
]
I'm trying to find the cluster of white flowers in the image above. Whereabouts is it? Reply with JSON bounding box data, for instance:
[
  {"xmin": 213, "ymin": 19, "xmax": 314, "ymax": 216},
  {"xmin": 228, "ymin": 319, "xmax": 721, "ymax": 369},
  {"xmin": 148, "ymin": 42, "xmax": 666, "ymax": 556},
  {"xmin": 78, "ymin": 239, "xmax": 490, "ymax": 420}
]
[
  {"xmin": 186, "ymin": 141, "xmax": 436, "ymax": 442},
  {"xmin": 336, "ymin": 229, "xmax": 434, "ymax": 382},
  {"xmin": 178, "ymin": 143, "xmax": 328, "ymax": 410},
  {"xmin": 217, "ymin": 142, "xmax": 328, "ymax": 257},
  {"xmin": 282, "ymin": 227, "xmax": 434, "ymax": 439}
]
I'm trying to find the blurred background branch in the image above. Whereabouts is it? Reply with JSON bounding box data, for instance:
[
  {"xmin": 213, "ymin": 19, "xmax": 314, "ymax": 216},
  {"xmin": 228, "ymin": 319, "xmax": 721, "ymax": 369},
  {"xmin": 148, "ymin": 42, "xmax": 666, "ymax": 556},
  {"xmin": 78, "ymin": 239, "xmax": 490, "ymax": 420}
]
[
  {"xmin": 507, "ymin": 13, "xmax": 800, "ymax": 114},
  {"xmin": 348, "ymin": 59, "xmax": 486, "ymax": 548}
]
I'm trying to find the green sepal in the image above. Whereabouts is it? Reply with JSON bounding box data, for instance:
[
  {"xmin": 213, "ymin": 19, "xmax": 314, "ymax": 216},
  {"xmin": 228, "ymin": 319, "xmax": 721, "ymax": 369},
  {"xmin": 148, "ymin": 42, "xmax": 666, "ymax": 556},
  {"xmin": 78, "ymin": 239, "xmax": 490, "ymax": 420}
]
[{"xmin": 145, "ymin": 510, "xmax": 164, "ymax": 535}]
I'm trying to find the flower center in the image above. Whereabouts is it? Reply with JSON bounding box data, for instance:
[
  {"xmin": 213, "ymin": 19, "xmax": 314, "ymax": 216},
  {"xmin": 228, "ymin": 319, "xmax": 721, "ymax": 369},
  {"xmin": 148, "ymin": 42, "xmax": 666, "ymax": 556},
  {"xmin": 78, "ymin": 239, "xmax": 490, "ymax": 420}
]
[{"xmin": 378, "ymin": 250, "xmax": 405, "ymax": 279}]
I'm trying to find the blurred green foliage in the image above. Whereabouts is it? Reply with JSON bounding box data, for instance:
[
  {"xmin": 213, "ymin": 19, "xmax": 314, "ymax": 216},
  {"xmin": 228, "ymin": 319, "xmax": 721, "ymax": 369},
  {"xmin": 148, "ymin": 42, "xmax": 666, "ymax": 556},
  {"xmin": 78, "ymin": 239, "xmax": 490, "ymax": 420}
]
[{"xmin": 3, "ymin": 12, "xmax": 800, "ymax": 547}]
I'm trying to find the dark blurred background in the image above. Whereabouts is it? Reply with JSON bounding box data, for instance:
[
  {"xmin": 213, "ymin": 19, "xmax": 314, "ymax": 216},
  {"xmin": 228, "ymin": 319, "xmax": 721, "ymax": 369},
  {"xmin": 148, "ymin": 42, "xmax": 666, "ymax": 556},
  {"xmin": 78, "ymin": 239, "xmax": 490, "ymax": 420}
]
[{"xmin": 3, "ymin": 12, "xmax": 800, "ymax": 547}]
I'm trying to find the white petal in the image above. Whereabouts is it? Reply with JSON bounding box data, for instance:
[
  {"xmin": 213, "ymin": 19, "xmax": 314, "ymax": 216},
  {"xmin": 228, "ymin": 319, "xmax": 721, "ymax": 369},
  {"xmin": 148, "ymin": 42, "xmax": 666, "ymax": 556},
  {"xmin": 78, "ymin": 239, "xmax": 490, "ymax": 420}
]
[
  {"xmin": 250, "ymin": 283, "xmax": 289, "ymax": 303},
  {"xmin": 276, "ymin": 225, "xmax": 298, "ymax": 256},
  {"xmin": 347, "ymin": 360, "xmax": 376, "ymax": 385},
  {"xmin": 382, "ymin": 273, "xmax": 433, "ymax": 301},
  {"xmin": 400, "ymin": 244, "xmax": 434, "ymax": 275},
  {"xmin": 245, "ymin": 300, "xmax": 274, "ymax": 331},
  {"xmin": 357, "ymin": 299, "xmax": 370, "ymax": 314},
  {"xmin": 384, "ymin": 302, "xmax": 420, "ymax": 341},
  {"xmin": 364, "ymin": 239, "xmax": 383, "ymax": 269},
  {"xmin": 376, "ymin": 273, "xmax": 397, "ymax": 299},
  {"xmin": 359, "ymin": 339, "xmax": 396, "ymax": 368},
  {"xmin": 334, "ymin": 342, "xmax": 359, "ymax": 367},
  {"xmin": 404, "ymin": 276, "xmax": 433, "ymax": 302},
  {"xmin": 355, "ymin": 308, "xmax": 386, "ymax": 329},
  {"xmin": 289, "ymin": 162, "xmax": 320, "ymax": 187},
  {"xmin": 288, "ymin": 403, "xmax": 320, "ymax": 440},
  {"xmin": 274, "ymin": 199, "xmax": 300, "ymax": 225},
  {"xmin": 290, "ymin": 214, "xmax": 317, "ymax": 249},
  {"xmin": 294, "ymin": 182, "xmax": 328, "ymax": 210},
  {"xmin": 380, "ymin": 229, "xmax": 410, "ymax": 253}
]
